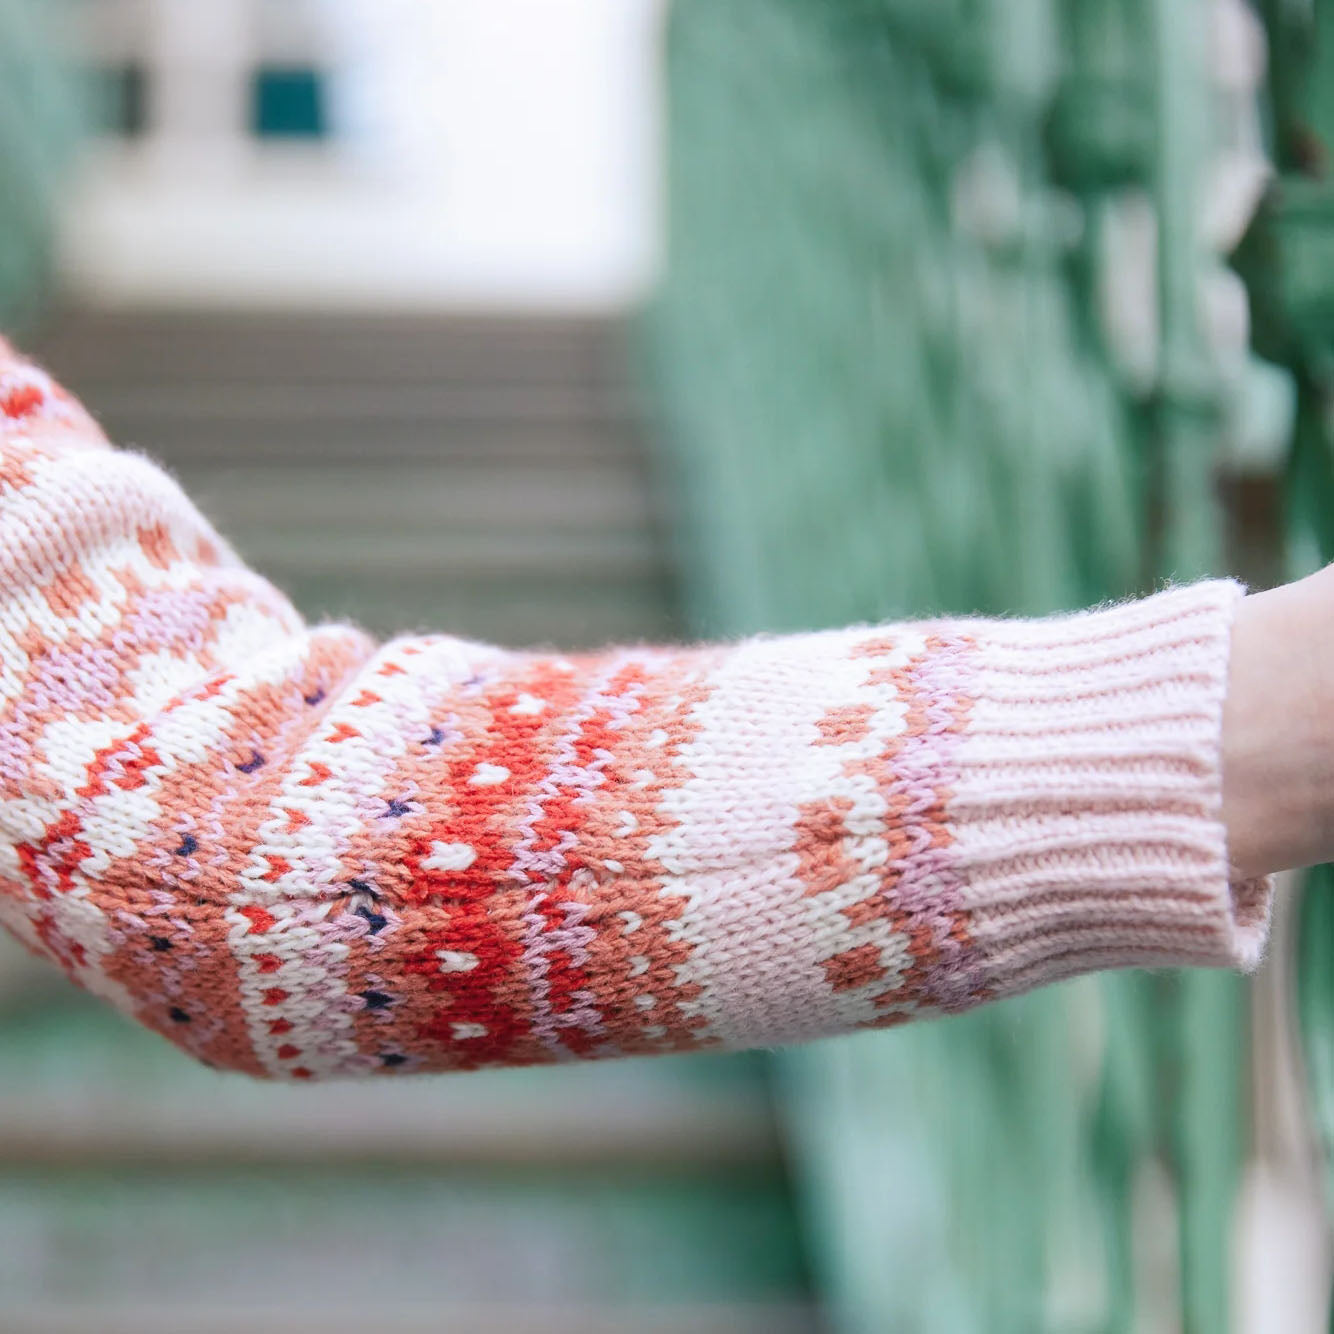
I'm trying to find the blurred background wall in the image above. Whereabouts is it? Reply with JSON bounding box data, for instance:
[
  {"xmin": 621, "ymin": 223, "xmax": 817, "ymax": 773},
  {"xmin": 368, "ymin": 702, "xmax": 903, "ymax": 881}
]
[
  {"xmin": 1, "ymin": 1, "xmax": 1333, "ymax": 1332},
  {"xmin": 57, "ymin": 0, "xmax": 662, "ymax": 310}
]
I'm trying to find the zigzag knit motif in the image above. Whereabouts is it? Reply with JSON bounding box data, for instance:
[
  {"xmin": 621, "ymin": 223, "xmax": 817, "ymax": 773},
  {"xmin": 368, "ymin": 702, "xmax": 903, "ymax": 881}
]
[{"xmin": 0, "ymin": 340, "xmax": 1273, "ymax": 1078}]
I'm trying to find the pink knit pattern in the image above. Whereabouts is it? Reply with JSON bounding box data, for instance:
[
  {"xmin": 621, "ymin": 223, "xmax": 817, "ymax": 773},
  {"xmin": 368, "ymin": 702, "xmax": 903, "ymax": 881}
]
[{"xmin": 0, "ymin": 340, "xmax": 1273, "ymax": 1078}]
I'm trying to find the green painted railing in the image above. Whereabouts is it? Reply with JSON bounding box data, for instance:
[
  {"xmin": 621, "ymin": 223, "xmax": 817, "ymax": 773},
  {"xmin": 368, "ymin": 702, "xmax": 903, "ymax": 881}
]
[
  {"xmin": 649, "ymin": 1, "xmax": 1292, "ymax": 1328},
  {"xmin": 1248, "ymin": 2, "xmax": 1334, "ymax": 1325},
  {"xmin": 0, "ymin": 0, "xmax": 80, "ymax": 329}
]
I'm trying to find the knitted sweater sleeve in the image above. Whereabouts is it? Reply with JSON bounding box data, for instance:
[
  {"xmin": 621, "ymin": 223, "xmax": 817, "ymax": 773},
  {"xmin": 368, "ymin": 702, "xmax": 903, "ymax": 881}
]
[{"xmin": 0, "ymin": 343, "xmax": 1273, "ymax": 1079}]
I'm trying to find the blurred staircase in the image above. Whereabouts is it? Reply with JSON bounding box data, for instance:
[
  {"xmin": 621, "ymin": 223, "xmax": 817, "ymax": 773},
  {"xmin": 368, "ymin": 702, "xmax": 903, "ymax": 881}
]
[
  {"xmin": 33, "ymin": 310, "xmax": 683, "ymax": 648},
  {"xmin": 0, "ymin": 310, "xmax": 815, "ymax": 1334}
]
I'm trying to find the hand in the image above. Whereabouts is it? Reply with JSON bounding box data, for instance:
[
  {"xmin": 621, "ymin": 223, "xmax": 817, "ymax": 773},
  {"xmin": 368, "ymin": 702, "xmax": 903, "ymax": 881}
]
[{"xmin": 1222, "ymin": 566, "xmax": 1334, "ymax": 878}]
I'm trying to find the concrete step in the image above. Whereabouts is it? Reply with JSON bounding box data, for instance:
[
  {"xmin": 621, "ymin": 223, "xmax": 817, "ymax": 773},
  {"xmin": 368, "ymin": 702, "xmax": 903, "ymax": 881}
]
[
  {"xmin": 32, "ymin": 311, "xmax": 634, "ymax": 390},
  {"xmin": 4, "ymin": 1307, "xmax": 822, "ymax": 1334}
]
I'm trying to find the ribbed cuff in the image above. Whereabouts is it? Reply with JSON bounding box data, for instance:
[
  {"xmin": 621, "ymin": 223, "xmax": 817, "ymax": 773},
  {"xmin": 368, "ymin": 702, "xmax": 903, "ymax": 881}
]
[{"xmin": 948, "ymin": 579, "xmax": 1273, "ymax": 998}]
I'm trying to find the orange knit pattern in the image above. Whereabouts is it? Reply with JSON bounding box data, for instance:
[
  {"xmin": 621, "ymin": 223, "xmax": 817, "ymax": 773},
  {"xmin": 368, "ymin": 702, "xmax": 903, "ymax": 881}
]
[{"xmin": 0, "ymin": 341, "xmax": 1272, "ymax": 1078}]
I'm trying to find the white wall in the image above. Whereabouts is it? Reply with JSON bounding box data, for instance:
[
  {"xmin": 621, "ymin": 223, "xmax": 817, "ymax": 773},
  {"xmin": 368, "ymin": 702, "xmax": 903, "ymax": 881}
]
[{"xmin": 57, "ymin": 0, "xmax": 668, "ymax": 312}]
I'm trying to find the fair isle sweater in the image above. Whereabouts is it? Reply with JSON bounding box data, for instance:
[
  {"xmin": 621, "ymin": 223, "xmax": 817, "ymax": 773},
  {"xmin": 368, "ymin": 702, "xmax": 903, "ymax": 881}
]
[{"xmin": 0, "ymin": 340, "xmax": 1273, "ymax": 1079}]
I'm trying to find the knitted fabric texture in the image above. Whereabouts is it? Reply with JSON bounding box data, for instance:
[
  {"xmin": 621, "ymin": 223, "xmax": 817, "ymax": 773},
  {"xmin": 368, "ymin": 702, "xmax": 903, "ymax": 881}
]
[{"xmin": 0, "ymin": 340, "xmax": 1273, "ymax": 1078}]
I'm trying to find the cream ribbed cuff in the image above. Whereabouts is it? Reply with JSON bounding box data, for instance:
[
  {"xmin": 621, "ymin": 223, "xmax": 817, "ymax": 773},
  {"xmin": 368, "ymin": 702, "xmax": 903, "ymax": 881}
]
[{"xmin": 947, "ymin": 579, "xmax": 1272, "ymax": 998}]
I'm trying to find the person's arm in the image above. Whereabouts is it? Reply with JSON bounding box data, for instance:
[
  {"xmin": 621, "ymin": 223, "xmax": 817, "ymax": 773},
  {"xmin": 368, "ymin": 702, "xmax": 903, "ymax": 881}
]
[{"xmin": 0, "ymin": 340, "xmax": 1281, "ymax": 1078}]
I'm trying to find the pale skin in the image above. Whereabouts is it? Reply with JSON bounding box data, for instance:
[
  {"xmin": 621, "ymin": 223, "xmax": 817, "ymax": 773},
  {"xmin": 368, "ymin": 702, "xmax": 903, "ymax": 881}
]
[{"xmin": 1223, "ymin": 564, "xmax": 1334, "ymax": 879}]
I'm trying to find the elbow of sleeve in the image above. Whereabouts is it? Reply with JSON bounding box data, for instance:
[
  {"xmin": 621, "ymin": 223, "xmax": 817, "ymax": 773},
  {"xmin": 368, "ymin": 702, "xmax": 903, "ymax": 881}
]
[{"xmin": 4, "ymin": 887, "xmax": 394, "ymax": 1081}]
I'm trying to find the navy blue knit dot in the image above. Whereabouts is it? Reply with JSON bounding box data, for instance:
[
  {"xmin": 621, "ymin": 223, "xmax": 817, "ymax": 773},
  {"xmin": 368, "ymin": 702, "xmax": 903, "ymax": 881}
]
[
  {"xmin": 381, "ymin": 1053, "xmax": 407, "ymax": 1068},
  {"xmin": 423, "ymin": 726, "xmax": 446, "ymax": 746},
  {"xmin": 382, "ymin": 797, "xmax": 412, "ymax": 819},
  {"xmin": 169, "ymin": 1007, "xmax": 190, "ymax": 1024},
  {"xmin": 355, "ymin": 904, "xmax": 388, "ymax": 935},
  {"xmin": 174, "ymin": 834, "xmax": 198, "ymax": 857},
  {"xmin": 360, "ymin": 990, "xmax": 394, "ymax": 1011},
  {"xmin": 304, "ymin": 687, "xmax": 326, "ymax": 706},
  {"xmin": 347, "ymin": 878, "xmax": 377, "ymax": 896},
  {"xmin": 237, "ymin": 750, "xmax": 266, "ymax": 773},
  {"xmin": 150, "ymin": 936, "xmax": 173, "ymax": 952}
]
